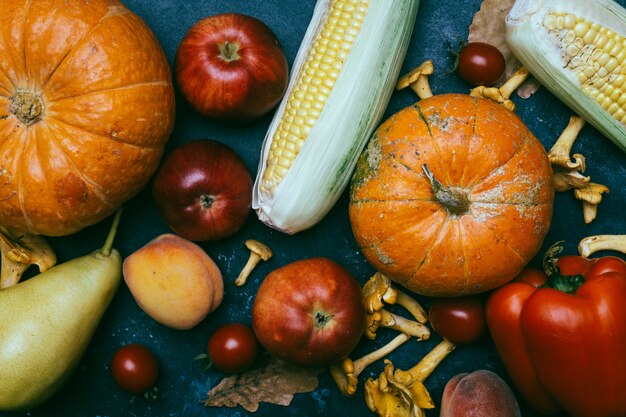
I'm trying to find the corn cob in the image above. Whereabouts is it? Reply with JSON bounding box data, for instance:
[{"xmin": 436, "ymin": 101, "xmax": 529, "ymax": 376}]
[
  {"xmin": 252, "ymin": 0, "xmax": 420, "ymax": 234},
  {"xmin": 506, "ymin": 0, "xmax": 626, "ymax": 153}
]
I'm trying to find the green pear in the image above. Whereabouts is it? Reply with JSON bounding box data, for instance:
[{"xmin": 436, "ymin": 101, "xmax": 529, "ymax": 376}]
[{"xmin": 0, "ymin": 211, "xmax": 123, "ymax": 411}]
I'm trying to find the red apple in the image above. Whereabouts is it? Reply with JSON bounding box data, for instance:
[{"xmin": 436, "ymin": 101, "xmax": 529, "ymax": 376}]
[
  {"xmin": 175, "ymin": 13, "xmax": 289, "ymax": 122},
  {"xmin": 252, "ymin": 257, "xmax": 366, "ymax": 367},
  {"xmin": 152, "ymin": 140, "xmax": 252, "ymax": 241}
]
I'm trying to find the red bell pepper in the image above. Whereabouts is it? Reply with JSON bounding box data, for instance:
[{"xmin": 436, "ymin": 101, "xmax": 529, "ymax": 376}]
[{"xmin": 486, "ymin": 250, "xmax": 626, "ymax": 417}]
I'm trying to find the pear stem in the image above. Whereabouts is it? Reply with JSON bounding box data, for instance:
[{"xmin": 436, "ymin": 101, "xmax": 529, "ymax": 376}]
[{"xmin": 101, "ymin": 209, "xmax": 123, "ymax": 257}]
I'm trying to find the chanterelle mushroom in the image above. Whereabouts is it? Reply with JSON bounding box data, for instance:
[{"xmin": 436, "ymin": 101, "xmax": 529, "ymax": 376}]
[
  {"xmin": 363, "ymin": 272, "xmax": 428, "ymax": 323},
  {"xmin": 396, "ymin": 60, "xmax": 434, "ymax": 100},
  {"xmin": 366, "ymin": 309, "xmax": 430, "ymax": 341},
  {"xmin": 573, "ymin": 183, "xmax": 610, "ymax": 224},
  {"xmin": 234, "ymin": 239, "xmax": 272, "ymax": 286},
  {"xmin": 329, "ymin": 333, "xmax": 410, "ymax": 396},
  {"xmin": 548, "ymin": 116, "xmax": 586, "ymax": 172},
  {"xmin": 579, "ymin": 235, "xmax": 626, "ymax": 258},
  {"xmin": 469, "ymin": 66, "xmax": 530, "ymax": 111},
  {"xmin": 0, "ymin": 226, "xmax": 56, "ymax": 288},
  {"xmin": 365, "ymin": 339, "xmax": 456, "ymax": 417}
]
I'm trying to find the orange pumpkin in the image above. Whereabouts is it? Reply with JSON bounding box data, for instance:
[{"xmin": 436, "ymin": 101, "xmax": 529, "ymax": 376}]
[
  {"xmin": 0, "ymin": 0, "xmax": 175, "ymax": 236},
  {"xmin": 349, "ymin": 94, "xmax": 554, "ymax": 297}
]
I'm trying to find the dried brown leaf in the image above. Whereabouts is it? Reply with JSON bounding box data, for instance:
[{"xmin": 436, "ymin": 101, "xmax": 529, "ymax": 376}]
[
  {"xmin": 204, "ymin": 358, "xmax": 322, "ymax": 412},
  {"xmin": 468, "ymin": 0, "xmax": 540, "ymax": 98}
]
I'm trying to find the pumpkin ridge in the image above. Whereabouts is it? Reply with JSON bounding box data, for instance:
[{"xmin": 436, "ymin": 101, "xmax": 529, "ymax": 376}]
[
  {"xmin": 407, "ymin": 214, "xmax": 451, "ymax": 285},
  {"xmin": 468, "ymin": 130, "xmax": 532, "ymax": 190},
  {"xmin": 458, "ymin": 218, "xmax": 471, "ymax": 292},
  {"xmin": 14, "ymin": 128, "xmax": 31, "ymax": 230},
  {"xmin": 21, "ymin": 0, "xmax": 33, "ymax": 84},
  {"xmin": 459, "ymin": 96, "xmax": 479, "ymax": 188},
  {"xmin": 42, "ymin": 119, "xmax": 118, "ymax": 206},
  {"xmin": 48, "ymin": 115, "xmax": 164, "ymax": 151},
  {"xmin": 0, "ymin": 67, "xmax": 15, "ymax": 95},
  {"xmin": 350, "ymin": 196, "xmax": 434, "ymax": 204},
  {"xmin": 46, "ymin": 80, "xmax": 171, "ymax": 106},
  {"xmin": 414, "ymin": 102, "xmax": 453, "ymax": 187},
  {"xmin": 469, "ymin": 201, "xmax": 553, "ymax": 207},
  {"xmin": 466, "ymin": 213, "xmax": 526, "ymax": 263},
  {"xmin": 39, "ymin": 5, "xmax": 131, "ymax": 92}
]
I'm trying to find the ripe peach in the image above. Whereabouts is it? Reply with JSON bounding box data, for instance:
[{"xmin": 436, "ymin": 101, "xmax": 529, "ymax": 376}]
[
  {"xmin": 123, "ymin": 234, "xmax": 223, "ymax": 330},
  {"xmin": 440, "ymin": 370, "xmax": 521, "ymax": 417}
]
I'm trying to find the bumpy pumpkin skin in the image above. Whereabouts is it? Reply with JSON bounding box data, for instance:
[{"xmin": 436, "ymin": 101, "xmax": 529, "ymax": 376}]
[
  {"xmin": 349, "ymin": 94, "xmax": 554, "ymax": 297},
  {"xmin": 0, "ymin": 0, "xmax": 175, "ymax": 236}
]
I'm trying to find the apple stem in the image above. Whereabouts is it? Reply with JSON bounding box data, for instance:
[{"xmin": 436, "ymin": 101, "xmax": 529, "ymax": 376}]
[
  {"xmin": 314, "ymin": 311, "xmax": 334, "ymax": 330},
  {"xmin": 218, "ymin": 41, "xmax": 241, "ymax": 63},
  {"xmin": 200, "ymin": 194, "xmax": 215, "ymax": 209}
]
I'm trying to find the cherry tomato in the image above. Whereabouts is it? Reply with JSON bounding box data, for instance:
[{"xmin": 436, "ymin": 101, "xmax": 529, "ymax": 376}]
[
  {"xmin": 208, "ymin": 323, "xmax": 258, "ymax": 373},
  {"xmin": 111, "ymin": 344, "xmax": 159, "ymax": 394},
  {"xmin": 428, "ymin": 296, "xmax": 487, "ymax": 345},
  {"xmin": 457, "ymin": 42, "xmax": 505, "ymax": 86}
]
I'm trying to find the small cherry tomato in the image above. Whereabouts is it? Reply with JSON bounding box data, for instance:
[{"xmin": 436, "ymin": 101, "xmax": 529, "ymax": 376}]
[
  {"xmin": 207, "ymin": 323, "xmax": 258, "ymax": 373},
  {"xmin": 111, "ymin": 344, "xmax": 159, "ymax": 394},
  {"xmin": 428, "ymin": 296, "xmax": 487, "ymax": 345},
  {"xmin": 457, "ymin": 42, "xmax": 506, "ymax": 86}
]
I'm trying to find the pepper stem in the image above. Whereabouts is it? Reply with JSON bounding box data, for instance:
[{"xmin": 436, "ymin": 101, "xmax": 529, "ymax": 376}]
[{"xmin": 541, "ymin": 241, "xmax": 585, "ymax": 294}]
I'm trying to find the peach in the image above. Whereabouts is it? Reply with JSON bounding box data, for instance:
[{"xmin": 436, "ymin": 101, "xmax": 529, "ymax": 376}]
[
  {"xmin": 440, "ymin": 370, "xmax": 521, "ymax": 417},
  {"xmin": 123, "ymin": 234, "xmax": 223, "ymax": 330}
]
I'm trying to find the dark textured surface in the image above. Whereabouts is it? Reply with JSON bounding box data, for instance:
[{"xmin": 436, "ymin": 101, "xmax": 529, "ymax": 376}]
[{"xmin": 3, "ymin": 1, "xmax": 626, "ymax": 416}]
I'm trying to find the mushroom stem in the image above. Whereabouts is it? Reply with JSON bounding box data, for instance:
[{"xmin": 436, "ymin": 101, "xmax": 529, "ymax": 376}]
[
  {"xmin": 374, "ymin": 309, "xmax": 430, "ymax": 340},
  {"xmin": 395, "ymin": 290, "xmax": 428, "ymax": 323},
  {"xmin": 499, "ymin": 66, "xmax": 530, "ymax": 99},
  {"xmin": 396, "ymin": 60, "xmax": 434, "ymax": 100},
  {"xmin": 234, "ymin": 239, "xmax": 272, "ymax": 286},
  {"xmin": 235, "ymin": 253, "xmax": 262, "ymax": 286},
  {"xmin": 329, "ymin": 333, "xmax": 411, "ymax": 396},
  {"xmin": 469, "ymin": 66, "xmax": 530, "ymax": 111},
  {"xmin": 353, "ymin": 333, "xmax": 411, "ymax": 377},
  {"xmin": 400, "ymin": 339, "xmax": 456, "ymax": 383},
  {"xmin": 579, "ymin": 235, "xmax": 626, "ymax": 257},
  {"xmin": 549, "ymin": 116, "xmax": 586, "ymax": 170}
]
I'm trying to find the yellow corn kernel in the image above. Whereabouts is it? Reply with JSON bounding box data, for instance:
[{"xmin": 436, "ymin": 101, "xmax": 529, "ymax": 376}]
[
  {"xmin": 260, "ymin": 0, "xmax": 370, "ymax": 193},
  {"xmin": 543, "ymin": 11, "xmax": 626, "ymax": 125}
]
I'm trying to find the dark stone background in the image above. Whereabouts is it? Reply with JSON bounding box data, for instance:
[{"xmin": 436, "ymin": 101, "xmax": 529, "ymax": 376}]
[{"xmin": 3, "ymin": 1, "xmax": 625, "ymax": 416}]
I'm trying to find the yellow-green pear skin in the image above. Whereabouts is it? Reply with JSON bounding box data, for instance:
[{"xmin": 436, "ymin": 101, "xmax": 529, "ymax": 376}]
[{"xmin": 0, "ymin": 248, "xmax": 122, "ymax": 411}]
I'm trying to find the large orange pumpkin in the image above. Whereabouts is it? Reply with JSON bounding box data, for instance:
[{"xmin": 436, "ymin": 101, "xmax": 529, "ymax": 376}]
[
  {"xmin": 349, "ymin": 94, "xmax": 554, "ymax": 297},
  {"xmin": 0, "ymin": 0, "xmax": 175, "ymax": 236}
]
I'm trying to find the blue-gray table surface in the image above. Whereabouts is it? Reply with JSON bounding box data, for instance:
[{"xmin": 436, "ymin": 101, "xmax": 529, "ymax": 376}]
[{"xmin": 3, "ymin": 0, "xmax": 625, "ymax": 416}]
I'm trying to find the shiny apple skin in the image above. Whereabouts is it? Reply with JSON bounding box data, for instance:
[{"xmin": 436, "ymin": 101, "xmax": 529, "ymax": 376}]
[
  {"xmin": 252, "ymin": 257, "xmax": 366, "ymax": 367},
  {"xmin": 175, "ymin": 13, "xmax": 289, "ymax": 122},
  {"xmin": 152, "ymin": 140, "xmax": 252, "ymax": 242}
]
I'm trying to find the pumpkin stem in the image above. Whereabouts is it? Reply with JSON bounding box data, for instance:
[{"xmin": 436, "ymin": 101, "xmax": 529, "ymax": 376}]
[
  {"xmin": 422, "ymin": 164, "xmax": 470, "ymax": 216},
  {"xmin": 10, "ymin": 89, "xmax": 45, "ymax": 126}
]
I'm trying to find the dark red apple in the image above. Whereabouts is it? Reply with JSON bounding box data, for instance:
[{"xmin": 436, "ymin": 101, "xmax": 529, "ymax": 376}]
[
  {"xmin": 175, "ymin": 13, "xmax": 289, "ymax": 122},
  {"xmin": 252, "ymin": 257, "xmax": 366, "ymax": 367},
  {"xmin": 152, "ymin": 140, "xmax": 252, "ymax": 241}
]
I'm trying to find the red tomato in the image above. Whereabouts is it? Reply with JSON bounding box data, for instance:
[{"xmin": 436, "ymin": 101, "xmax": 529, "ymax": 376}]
[
  {"xmin": 111, "ymin": 344, "xmax": 159, "ymax": 394},
  {"xmin": 208, "ymin": 323, "xmax": 258, "ymax": 373},
  {"xmin": 428, "ymin": 296, "xmax": 487, "ymax": 345},
  {"xmin": 457, "ymin": 42, "xmax": 505, "ymax": 86}
]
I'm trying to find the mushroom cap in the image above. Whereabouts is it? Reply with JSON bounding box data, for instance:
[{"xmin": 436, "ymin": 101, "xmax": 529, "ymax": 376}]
[
  {"xmin": 329, "ymin": 358, "xmax": 359, "ymax": 396},
  {"xmin": 396, "ymin": 60, "xmax": 434, "ymax": 90},
  {"xmin": 244, "ymin": 239, "xmax": 273, "ymax": 260},
  {"xmin": 362, "ymin": 272, "xmax": 398, "ymax": 314},
  {"xmin": 574, "ymin": 183, "xmax": 610, "ymax": 204}
]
